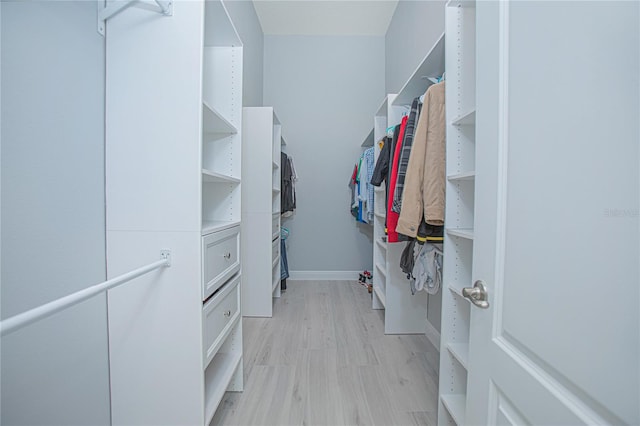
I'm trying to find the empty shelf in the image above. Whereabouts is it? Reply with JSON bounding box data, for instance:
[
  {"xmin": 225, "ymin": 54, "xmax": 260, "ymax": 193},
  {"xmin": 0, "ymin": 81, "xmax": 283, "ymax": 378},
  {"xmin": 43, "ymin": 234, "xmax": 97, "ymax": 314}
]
[
  {"xmin": 451, "ymin": 109, "xmax": 476, "ymax": 126},
  {"xmin": 446, "ymin": 228, "xmax": 474, "ymax": 240},
  {"xmin": 203, "ymin": 101, "xmax": 237, "ymax": 135},
  {"xmin": 441, "ymin": 394, "xmax": 466, "ymax": 425},
  {"xmin": 202, "ymin": 169, "xmax": 240, "ymax": 184},
  {"xmin": 373, "ymin": 285, "xmax": 386, "ymax": 308},
  {"xmin": 393, "ymin": 33, "xmax": 445, "ymax": 107},
  {"xmin": 375, "ymin": 239, "xmax": 387, "ymax": 251},
  {"xmin": 446, "ymin": 343, "xmax": 469, "ymax": 370},
  {"xmin": 361, "ymin": 128, "xmax": 374, "ymax": 147},
  {"xmin": 447, "ymin": 171, "xmax": 476, "ymax": 181},
  {"xmin": 204, "ymin": 351, "xmax": 242, "ymax": 425},
  {"xmin": 375, "ymin": 262, "xmax": 386, "ymax": 278}
]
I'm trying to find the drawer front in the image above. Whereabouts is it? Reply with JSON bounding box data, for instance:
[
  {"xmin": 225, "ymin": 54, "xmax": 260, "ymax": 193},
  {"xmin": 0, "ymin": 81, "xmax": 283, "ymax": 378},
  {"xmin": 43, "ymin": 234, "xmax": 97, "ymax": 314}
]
[
  {"xmin": 271, "ymin": 238, "xmax": 279, "ymax": 265},
  {"xmin": 272, "ymin": 213, "xmax": 280, "ymax": 240},
  {"xmin": 202, "ymin": 225, "xmax": 240, "ymax": 301},
  {"xmin": 203, "ymin": 274, "xmax": 240, "ymax": 368}
]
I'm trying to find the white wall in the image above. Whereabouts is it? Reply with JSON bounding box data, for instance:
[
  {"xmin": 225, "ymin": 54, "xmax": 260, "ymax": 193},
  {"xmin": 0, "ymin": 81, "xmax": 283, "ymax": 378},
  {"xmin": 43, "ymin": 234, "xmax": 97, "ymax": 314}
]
[
  {"xmin": 225, "ymin": 0, "xmax": 264, "ymax": 106},
  {"xmin": 385, "ymin": 0, "xmax": 445, "ymax": 93},
  {"xmin": 0, "ymin": 2, "xmax": 111, "ymax": 424},
  {"xmin": 264, "ymin": 35, "xmax": 384, "ymax": 275}
]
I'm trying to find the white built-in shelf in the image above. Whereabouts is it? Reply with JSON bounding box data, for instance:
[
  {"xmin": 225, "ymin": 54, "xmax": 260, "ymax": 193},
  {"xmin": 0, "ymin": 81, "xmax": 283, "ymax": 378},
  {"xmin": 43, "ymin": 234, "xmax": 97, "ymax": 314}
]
[
  {"xmin": 361, "ymin": 128, "xmax": 374, "ymax": 147},
  {"xmin": 447, "ymin": 171, "xmax": 476, "ymax": 181},
  {"xmin": 202, "ymin": 169, "xmax": 240, "ymax": 184},
  {"xmin": 272, "ymin": 188, "xmax": 281, "ymax": 194},
  {"xmin": 202, "ymin": 220, "xmax": 241, "ymax": 236},
  {"xmin": 375, "ymin": 239, "xmax": 387, "ymax": 251},
  {"xmin": 204, "ymin": 351, "xmax": 243, "ymax": 425},
  {"xmin": 448, "ymin": 284, "xmax": 468, "ymax": 300},
  {"xmin": 447, "ymin": 0, "xmax": 476, "ymax": 8},
  {"xmin": 446, "ymin": 228, "xmax": 475, "ymax": 240},
  {"xmin": 393, "ymin": 32, "xmax": 445, "ymax": 106},
  {"xmin": 281, "ymin": 136, "xmax": 287, "ymax": 146},
  {"xmin": 373, "ymin": 285, "xmax": 386, "ymax": 308},
  {"xmin": 204, "ymin": 0, "xmax": 241, "ymax": 47},
  {"xmin": 446, "ymin": 343, "xmax": 469, "ymax": 370},
  {"xmin": 375, "ymin": 262, "xmax": 387, "ymax": 278},
  {"xmin": 272, "ymin": 273, "xmax": 280, "ymax": 293},
  {"xmin": 376, "ymin": 96, "xmax": 388, "ymax": 117},
  {"xmin": 203, "ymin": 101, "xmax": 237, "ymax": 135},
  {"xmin": 272, "ymin": 256, "xmax": 279, "ymax": 270},
  {"xmin": 451, "ymin": 109, "xmax": 476, "ymax": 126},
  {"xmin": 273, "ymin": 161, "xmax": 278, "ymax": 169},
  {"xmin": 440, "ymin": 394, "xmax": 466, "ymax": 425}
]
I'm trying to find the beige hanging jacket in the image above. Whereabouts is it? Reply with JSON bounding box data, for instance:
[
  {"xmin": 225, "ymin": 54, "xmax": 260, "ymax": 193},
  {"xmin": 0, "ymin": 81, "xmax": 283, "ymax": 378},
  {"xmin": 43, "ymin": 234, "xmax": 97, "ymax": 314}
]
[{"xmin": 396, "ymin": 82, "xmax": 446, "ymax": 238}]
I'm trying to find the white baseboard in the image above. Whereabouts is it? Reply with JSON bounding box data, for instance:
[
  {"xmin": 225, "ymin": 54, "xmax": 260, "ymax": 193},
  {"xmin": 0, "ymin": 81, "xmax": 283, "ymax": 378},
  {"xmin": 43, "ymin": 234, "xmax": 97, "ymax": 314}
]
[
  {"xmin": 425, "ymin": 319, "xmax": 441, "ymax": 353},
  {"xmin": 287, "ymin": 270, "xmax": 363, "ymax": 281}
]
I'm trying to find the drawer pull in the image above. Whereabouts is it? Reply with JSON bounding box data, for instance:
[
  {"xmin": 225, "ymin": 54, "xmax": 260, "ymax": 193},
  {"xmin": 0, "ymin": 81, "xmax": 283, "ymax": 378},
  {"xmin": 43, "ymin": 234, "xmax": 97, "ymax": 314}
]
[
  {"xmin": 223, "ymin": 252, "xmax": 231, "ymax": 260},
  {"xmin": 223, "ymin": 310, "xmax": 232, "ymax": 318}
]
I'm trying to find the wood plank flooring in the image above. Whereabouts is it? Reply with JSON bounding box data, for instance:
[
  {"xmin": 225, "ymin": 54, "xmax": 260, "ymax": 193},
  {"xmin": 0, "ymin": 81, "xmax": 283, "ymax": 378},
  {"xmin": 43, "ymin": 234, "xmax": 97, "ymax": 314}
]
[{"xmin": 212, "ymin": 280, "xmax": 439, "ymax": 426}]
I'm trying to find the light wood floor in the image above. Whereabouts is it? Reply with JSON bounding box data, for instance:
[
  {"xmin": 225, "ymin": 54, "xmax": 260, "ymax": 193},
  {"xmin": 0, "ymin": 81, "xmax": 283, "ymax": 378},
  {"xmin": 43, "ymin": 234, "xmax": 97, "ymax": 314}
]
[{"xmin": 212, "ymin": 280, "xmax": 440, "ymax": 426}]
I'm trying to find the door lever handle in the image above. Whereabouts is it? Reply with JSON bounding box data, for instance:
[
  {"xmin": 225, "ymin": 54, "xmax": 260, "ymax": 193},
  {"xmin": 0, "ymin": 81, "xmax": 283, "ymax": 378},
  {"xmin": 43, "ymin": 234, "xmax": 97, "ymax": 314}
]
[{"xmin": 462, "ymin": 280, "xmax": 490, "ymax": 309}]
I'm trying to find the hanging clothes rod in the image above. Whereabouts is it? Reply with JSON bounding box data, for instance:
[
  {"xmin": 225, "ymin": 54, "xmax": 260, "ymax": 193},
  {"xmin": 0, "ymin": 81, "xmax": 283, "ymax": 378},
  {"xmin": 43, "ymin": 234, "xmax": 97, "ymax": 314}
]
[
  {"xmin": 0, "ymin": 250, "xmax": 172, "ymax": 337},
  {"xmin": 98, "ymin": 0, "xmax": 173, "ymax": 35}
]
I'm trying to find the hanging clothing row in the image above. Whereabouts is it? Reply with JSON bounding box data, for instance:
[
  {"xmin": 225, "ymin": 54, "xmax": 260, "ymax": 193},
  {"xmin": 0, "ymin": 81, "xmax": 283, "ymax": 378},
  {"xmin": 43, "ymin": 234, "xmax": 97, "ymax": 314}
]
[
  {"xmin": 370, "ymin": 80, "xmax": 446, "ymax": 295},
  {"xmin": 350, "ymin": 146, "xmax": 375, "ymax": 223},
  {"xmin": 281, "ymin": 152, "xmax": 297, "ymax": 217},
  {"xmin": 280, "ymin": 153, "xmax": 297, "ymax": 291}
]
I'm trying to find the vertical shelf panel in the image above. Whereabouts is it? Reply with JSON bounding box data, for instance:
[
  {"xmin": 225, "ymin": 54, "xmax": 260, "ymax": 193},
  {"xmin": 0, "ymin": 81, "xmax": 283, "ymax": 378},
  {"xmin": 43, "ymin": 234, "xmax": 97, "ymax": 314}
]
[
  {"xmin": 439, "ymin": 2, "xmax": 476, "ymax": 425},
  {"xmin": 241, "ymin": 107, "xmax": 283, "ymax": 317},
  {"xmin": 201, "ymin": 0, "xmax": 244, "ymax": 421}
]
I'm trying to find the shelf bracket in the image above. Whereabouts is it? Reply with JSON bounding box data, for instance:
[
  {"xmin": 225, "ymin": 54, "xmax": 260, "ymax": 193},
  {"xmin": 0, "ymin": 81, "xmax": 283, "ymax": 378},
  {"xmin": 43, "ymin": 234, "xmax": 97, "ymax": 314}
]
[{"xmin": 98, "ymin": 0, "xmax": 173, "ymax": 36}]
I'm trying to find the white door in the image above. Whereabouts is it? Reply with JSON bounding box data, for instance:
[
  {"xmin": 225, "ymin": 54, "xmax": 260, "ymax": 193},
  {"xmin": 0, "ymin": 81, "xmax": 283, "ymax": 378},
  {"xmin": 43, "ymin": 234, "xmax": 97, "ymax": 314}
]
[{"xmin": 467, "ymin": 1, "xmax": 639, "ymax": 425}]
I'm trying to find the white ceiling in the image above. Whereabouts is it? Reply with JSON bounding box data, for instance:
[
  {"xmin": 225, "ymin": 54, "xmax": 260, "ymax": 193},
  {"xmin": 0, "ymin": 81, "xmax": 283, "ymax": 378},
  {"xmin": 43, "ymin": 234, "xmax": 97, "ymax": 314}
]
[{"xmin": 252, "ymin": 1, "xmax": 399, "ymax": 36}]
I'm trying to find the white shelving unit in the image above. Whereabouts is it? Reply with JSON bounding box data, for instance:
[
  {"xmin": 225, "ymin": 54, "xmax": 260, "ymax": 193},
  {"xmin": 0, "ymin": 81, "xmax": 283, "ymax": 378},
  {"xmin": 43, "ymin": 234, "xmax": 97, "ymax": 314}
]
[
  {"xmin": 439, "ymin": 1, "xmax": 476, "ymax": 425},
  {"xmin": 241, "ymin": 107, "xmax": 284, "ymax": 317},
  {"xmin": 105, "ymin": 1, "xmax": 244, "ymax": 424},
  {"xmin": 370, "ymin": 32, "xmax": 445, "ymax": 335},
  {"xmin": 361, "ymin": 128, "xmax": 374, "ymax": 148}
]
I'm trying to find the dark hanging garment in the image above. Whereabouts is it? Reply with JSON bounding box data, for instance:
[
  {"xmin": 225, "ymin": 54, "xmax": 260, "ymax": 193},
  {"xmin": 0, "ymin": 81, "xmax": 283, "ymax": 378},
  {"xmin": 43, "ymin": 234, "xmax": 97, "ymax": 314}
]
[
  {"xmin": 371, "ymin": 127, "xmax": 401, "ymax": 232},
  {"xmin": 281, "ymin": 152, "xmax": 295, "ymax": 214},
  {"xmin": 393, "ymin": 97, "xmax": 421, "ymax": 214},
  {"xmin": 280, "ymin": 237, "xmax": 289, "ymax": 280},
  {"xmin": 371, "ymin": 136, "xmax": 391, "ymax": 187}
]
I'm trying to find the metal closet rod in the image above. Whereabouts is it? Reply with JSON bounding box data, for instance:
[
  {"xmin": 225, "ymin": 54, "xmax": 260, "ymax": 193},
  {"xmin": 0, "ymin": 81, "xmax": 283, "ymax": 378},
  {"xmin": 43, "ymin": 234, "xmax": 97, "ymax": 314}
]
[{"xmin": 0, "ymin": 250, "xmax": 172, "ymax": 337}]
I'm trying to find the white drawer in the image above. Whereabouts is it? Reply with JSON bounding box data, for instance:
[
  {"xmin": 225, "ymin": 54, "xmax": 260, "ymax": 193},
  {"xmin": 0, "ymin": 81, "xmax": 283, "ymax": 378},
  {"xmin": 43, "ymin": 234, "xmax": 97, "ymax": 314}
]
[
  {"xmin": 272, "ymin": 213, "xmax": 280, "ymax": 241},
  {"xmin": 203, "ymin": 274, "xmax": 240, "ymax": 368},
  {"xmin": 202, "ymin": 225, "xmax": 240, "ymax": 301}
]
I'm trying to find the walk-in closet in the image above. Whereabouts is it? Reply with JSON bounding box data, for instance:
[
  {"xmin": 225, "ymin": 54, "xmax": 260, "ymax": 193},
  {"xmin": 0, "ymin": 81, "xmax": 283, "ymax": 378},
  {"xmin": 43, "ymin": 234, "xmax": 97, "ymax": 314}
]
[{"xmin": 1, "ymin": 1, "xmax": 638, "ymax": 425}]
